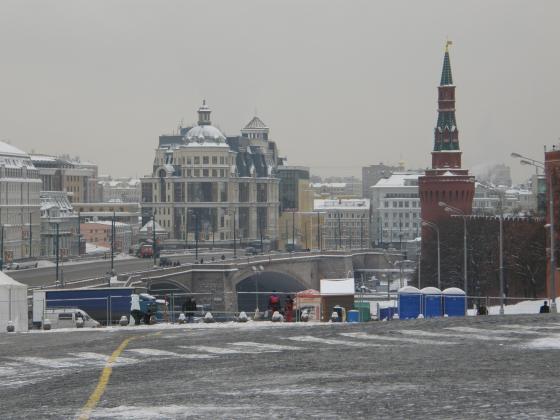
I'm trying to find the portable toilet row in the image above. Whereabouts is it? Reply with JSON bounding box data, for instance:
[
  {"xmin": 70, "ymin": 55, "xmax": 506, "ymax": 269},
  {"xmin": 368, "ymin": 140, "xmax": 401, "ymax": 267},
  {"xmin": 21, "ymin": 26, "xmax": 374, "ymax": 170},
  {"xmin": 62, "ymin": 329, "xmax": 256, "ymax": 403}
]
[{"xmin": 397, "ymin": 286, "xmax": 466, "ymax": 319}]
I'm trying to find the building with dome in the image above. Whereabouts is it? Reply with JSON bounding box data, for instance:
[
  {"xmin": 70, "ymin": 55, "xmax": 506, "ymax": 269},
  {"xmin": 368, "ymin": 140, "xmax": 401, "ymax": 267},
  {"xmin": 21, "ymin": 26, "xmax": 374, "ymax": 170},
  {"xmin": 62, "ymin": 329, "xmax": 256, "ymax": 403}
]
[
  {"xmin": 0, "ymin": 141, "xmax": 42, "ymax": 265},
  {"xmin": 140, "ymin": 102, "xmax": 280, "ymax": 247}
]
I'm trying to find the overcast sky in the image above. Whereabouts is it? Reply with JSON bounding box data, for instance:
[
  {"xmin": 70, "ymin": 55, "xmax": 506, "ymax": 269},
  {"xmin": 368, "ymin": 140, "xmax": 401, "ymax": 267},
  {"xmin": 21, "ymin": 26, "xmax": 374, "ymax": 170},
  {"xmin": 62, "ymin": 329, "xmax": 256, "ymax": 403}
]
[{"xmin": 0, "ymin": 0, "xmax": 558, "ymax": 183}]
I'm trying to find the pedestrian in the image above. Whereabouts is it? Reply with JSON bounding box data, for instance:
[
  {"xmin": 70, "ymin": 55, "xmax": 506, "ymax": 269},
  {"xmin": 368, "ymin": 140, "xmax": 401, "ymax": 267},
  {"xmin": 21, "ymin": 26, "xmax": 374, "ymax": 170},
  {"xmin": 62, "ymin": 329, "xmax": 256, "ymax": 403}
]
[
  {"xmin": 183, "ymin": 297, "xmax": 197, "ymax": 322},
  {"xmin": 284, "ymin": 294, "xmax": 294, "ymax": 322},
  {"xmin": 268, "ymin": 291, "xmax": 280, "ymax": 316},
  {"xmin": 540, "ymin": 301, "xmax": 550, "ymax": 314}
]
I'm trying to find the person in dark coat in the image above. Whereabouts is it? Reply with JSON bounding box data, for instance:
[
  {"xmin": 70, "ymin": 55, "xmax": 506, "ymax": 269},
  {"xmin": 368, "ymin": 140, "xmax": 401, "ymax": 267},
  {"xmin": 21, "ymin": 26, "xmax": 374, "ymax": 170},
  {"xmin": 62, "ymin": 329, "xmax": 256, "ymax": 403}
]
[
  {"xmin": 284, "ymin": 295, "xmax": 294, "ymax": 322},
  {"xmin": 182, "ymin": 297, "xmax": 197, "ymax": 322},
  {"xmin": 540, "ymin": 301, "xmax": 550, "ymax": 313}
]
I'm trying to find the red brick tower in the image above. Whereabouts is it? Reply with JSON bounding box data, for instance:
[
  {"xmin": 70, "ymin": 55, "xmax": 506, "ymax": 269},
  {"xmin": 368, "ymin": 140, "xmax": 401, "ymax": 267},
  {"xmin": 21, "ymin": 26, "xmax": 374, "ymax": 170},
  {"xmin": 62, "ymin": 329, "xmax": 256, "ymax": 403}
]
[{"xmin": 419, "ymin": 43, "xmax": 475, "ymax": 225}]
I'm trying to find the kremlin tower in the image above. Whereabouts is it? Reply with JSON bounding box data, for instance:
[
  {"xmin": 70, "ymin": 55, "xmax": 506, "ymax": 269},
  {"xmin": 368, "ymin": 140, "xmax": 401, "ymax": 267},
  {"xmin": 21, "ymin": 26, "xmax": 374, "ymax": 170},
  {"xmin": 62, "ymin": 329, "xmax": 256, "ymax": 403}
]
[{"xmin": 419, "ymin": 42, "xmax": 475, "ymax": 225}]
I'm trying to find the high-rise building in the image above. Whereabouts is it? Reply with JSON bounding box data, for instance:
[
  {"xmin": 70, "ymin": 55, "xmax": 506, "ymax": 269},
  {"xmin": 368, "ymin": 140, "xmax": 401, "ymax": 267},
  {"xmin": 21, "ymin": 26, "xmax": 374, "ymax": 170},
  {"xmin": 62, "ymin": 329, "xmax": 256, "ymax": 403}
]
[
  {"xmin": 419, "ymin": 44, "xmax": 475, "ymax": 226},
  {"xmin": 140, "ymin": 101, "xmax": 279, "ymax": 245},
  {"xmin": 0, "ymin": 141, "xmax": 42, "ymax": 264},
  {"xmin": 277, "ymin": 166, "xmax": 310, "ymax": 212}
]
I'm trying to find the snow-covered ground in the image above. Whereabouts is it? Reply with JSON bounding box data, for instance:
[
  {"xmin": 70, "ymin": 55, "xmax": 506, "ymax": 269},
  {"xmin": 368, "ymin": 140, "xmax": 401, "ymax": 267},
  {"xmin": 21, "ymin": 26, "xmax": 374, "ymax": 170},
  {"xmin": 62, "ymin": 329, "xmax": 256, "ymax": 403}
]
[{"xmin": 467, "ymin": 298, "xmax": 559, "ymax": 316}]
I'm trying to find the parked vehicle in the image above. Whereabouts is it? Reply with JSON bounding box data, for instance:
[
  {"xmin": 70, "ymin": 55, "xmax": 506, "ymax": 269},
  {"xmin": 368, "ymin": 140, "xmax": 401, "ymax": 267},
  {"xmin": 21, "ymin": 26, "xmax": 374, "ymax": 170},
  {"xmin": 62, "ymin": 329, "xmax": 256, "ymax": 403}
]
[
  {"xmin": 138, "ymin": 244, "xmax": 154, "ymax": 258},
  {"xmin": 6, "ymin": 260, "xmax": 38, "ymax": 270},
  {"xmin": 42, "ymin": 308, "xmax": 100, "ymax": 329},
  {"xmin": 33, "ymin": 287, "xmax": 161, "ymax": 327},
  {"xmin": 245, "ymin": 247, "xmax": 258, "ymax": 256}
]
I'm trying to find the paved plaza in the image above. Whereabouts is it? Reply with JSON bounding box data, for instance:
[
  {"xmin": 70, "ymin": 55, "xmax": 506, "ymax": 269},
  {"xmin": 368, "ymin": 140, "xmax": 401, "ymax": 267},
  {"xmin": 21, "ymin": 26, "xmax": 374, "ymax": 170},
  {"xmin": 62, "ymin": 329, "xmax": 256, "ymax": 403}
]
[{"xmin": 1, "ymin": 314, "xmax": 560, "ymax": 419}]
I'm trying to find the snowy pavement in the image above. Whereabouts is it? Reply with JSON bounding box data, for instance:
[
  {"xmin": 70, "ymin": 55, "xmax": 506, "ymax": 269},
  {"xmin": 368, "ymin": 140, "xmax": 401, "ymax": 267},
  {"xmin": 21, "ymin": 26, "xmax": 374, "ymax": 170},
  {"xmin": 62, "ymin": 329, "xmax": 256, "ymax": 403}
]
[{"xmin": 1, "ymin": 314, "xmax": 560, "ymax": 418}]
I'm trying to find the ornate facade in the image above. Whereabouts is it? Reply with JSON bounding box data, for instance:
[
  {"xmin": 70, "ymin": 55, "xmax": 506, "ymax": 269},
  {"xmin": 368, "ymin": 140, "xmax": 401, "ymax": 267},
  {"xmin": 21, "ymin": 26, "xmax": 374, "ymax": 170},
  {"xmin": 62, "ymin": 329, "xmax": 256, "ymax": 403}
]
[{"xmin": 141, "ymin": 102, "xmax": 279, "ymax": 244}]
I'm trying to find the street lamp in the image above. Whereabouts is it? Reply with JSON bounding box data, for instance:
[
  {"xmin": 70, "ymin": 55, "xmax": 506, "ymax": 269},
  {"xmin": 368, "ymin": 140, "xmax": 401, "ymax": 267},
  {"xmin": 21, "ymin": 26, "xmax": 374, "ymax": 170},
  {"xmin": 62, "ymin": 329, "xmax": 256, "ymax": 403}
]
[
  {"xmin": 421, "ymin": 219, "xmax": 440, "ymax": 289},
  {"xmin": 251, "ymin": 265, "xmax": 264, "ymax": 314},
  {"xmin": 187, "ymin": 210, "xmax": 199, "ymax": 261},
  {"xmin": 439, "ymin": 201, "xmax": 468, "ymax": 298},
  {"xmin": 512, "ymin": 153, "xmax": 557, "ymax": 313}
]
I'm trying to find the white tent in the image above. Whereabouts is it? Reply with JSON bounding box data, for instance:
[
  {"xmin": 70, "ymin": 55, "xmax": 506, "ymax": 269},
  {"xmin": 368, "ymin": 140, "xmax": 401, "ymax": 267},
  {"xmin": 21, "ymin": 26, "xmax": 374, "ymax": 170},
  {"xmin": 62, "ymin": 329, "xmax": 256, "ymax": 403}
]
[{"xmin": 0, "ymin": 271, "xmax": 28, "ymax": 332}]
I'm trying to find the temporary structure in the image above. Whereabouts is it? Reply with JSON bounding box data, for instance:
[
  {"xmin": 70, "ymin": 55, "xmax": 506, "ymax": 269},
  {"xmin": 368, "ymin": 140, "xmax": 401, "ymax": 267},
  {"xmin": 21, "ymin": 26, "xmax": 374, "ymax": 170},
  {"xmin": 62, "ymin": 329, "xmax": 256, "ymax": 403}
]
[
  {"xmin": 320, "ymin": 278, "xmax": 355, "ymax": 321},
  {"xmin": 0, "ymin": 271, "xmax": 28, "ymax": 332},
  {"xmin": 294, "ymin": 289, "xmax": 321, "ymax": 321}
]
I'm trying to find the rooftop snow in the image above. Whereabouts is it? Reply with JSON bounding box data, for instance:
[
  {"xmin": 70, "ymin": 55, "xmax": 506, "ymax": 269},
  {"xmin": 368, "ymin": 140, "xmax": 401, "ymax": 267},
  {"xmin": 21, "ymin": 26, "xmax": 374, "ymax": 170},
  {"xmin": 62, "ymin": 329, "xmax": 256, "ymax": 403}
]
[
  {"xmin": 314, "ymin": 199, "xmax": 370, "ymax": 210},
  {"xmin": 373, "ymin": 172, "xmax": 422, "ymax": 188},
  {"xmin": 0, "ymin": 141, "xmax": 28, "ymax": 157}
]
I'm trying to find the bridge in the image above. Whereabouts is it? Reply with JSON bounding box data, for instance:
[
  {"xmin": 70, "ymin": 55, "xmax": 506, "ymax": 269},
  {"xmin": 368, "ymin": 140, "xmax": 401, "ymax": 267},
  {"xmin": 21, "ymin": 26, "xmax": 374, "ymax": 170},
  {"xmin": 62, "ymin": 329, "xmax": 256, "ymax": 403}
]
[{"xmin": 124, "ymin": 250, "xmax": 404, "ymax": 313}]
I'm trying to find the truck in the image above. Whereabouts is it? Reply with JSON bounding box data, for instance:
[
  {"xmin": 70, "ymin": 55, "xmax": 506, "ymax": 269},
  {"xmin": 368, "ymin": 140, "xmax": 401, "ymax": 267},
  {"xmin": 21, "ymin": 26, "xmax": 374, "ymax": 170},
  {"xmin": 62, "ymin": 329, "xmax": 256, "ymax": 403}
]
[{"xmin": 32, "ymin": 287, "xmax": 160, "ymax": 328}]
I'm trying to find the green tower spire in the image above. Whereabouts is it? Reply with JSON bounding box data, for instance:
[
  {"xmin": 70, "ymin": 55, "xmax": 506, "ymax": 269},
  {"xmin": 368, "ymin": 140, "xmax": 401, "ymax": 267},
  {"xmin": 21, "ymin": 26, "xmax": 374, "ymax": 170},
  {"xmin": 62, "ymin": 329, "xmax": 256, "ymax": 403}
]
[{"xmin": 440, "ymin": 41, "xmax": 453, "ymax": 86}]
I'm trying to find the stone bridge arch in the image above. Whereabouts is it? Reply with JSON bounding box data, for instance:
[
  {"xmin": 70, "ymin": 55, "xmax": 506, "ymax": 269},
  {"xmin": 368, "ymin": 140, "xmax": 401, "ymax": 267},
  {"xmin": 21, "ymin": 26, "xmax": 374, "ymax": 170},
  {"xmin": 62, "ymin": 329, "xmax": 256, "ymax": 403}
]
[{"xmin": 227, "ymin": 266, "xmax": 314, "ymax": 313}]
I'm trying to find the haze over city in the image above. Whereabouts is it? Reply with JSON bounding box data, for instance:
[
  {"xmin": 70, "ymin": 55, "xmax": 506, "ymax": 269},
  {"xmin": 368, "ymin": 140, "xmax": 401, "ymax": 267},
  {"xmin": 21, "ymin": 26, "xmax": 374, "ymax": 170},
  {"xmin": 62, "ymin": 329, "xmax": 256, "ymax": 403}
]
[{"xmin": 0, "ymin": 0, "xmax": 559, "ymax": 182}]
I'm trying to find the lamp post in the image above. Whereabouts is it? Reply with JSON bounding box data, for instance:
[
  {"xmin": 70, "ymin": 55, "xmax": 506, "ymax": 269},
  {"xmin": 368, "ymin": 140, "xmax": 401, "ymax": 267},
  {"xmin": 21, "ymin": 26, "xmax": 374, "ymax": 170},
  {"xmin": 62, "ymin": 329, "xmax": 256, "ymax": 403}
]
[
  {"xmin": 439, "ymin": 201, "xmax": 468, "ymax": 297},
  {"xmin": 151, "ymin": 214, "xmax": 157, "ymax": 267},
  {"xmin": 421, "ymin": 219, "xmax": 440, "ymax": 289},
  {"xmin": 110, "ymin": 211, "xmax": 115, "ymax": 274},
  {"xmin": 55, "ymin": 222, "xmax": 59, "ymax": 283},
  {"xmin": 184, "ymin": 208, "xmax": 189, "ymax": 251},
  {"xmin": 512, "ymin": 152, "xmax": 557, "ymax": 313},
  {"xmin": 0, "ymin": 224, "xmax": 4, "ymax": 271},
  {"xmin": 251, "ymin": 265, "xmax": 264, "ymax": 313}
]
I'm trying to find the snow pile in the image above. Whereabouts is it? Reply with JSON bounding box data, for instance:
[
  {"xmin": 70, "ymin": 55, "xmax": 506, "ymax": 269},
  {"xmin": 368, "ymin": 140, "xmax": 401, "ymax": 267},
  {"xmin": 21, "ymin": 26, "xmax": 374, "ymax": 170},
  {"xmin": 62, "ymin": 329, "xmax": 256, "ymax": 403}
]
[{"xmin": 525, "ymin": 335, "xmax": 560, "ymax": 350}]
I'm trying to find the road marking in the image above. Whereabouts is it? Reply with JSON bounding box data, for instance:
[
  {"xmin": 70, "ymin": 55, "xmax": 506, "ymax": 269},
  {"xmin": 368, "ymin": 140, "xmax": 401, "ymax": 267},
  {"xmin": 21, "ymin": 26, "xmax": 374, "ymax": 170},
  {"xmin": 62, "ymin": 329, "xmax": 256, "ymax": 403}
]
[
  {"xmin": 77, "ymin": 352, "xmax": 139, "ymax": 366},
  {"xmin": 10, "ymin": 356, "xmax": 80, "ymax": 369},
  {"xmin": 78, "ymin": 332, "xmax": 162, "ymax": 420},
  {"xmin": 286, "ymin": 335, "xmax": 384, "ymax": 347},
  {"xmin": 126, "ymin": 348, "xmax": 214, "ymax": 359},
  {"xmin": 340, "ymin": 332, "xmax": 458, "ymax": 345},
  {"xmin": 500, "ymin": 324, "xmax": 560, "ymax": 331},
  {"xmin": 230, "ymin": 342, "xmax": 303, "ymax": 352},
  {"xmin": 180, "ymin": 345, "xmax": 249, "ymax": 354},
  {"xmin": 446, "ymin": 326, "xmax": 539, "ymax": 336},
  {"xmin": 398, "ymin": 329, "xmax": 513, "ymax": 341}
]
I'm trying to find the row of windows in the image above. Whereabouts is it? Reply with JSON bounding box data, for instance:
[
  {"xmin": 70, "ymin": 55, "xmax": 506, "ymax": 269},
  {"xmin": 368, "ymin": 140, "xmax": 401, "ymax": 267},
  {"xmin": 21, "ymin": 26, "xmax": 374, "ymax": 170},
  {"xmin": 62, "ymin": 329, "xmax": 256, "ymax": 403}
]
[
  {"xmin": 186, "ymin": 168, "xmax": 227, "ymax": 178},
  {"xmin": 383, "ymin": 222, "xmax": 419, "ymax": 228},
  {"xmin": 327, "ymin": 213, "xmax": 367, "ymax": 219},
  {"xmin": 159, "ymin": 155, "xmax": 232, "ymax": 166},
  {"xmin": 384, "ymin": 200, "xmax": 419, "ymax": 208},
  {"xmin": 383, "ymin": 212, "xmax": 420, "ymax": 219}
]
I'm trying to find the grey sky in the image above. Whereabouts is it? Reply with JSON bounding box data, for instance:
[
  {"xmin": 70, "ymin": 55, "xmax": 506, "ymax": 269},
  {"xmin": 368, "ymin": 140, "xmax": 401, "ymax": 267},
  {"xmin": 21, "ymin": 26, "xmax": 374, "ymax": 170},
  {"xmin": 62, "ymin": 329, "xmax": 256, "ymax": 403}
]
[{"xmin": 0, "ymin": 0, "xmax": 558, "ymax": 183}]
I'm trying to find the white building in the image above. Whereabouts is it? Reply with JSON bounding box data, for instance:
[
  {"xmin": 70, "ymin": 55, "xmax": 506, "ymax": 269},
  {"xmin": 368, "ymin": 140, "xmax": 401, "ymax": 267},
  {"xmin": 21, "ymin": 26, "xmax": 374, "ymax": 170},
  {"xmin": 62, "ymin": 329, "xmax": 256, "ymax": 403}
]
[
  {"xmin": 370, "ymin": 172, "xmax": 422, "ymax": 246},
  {"xmin": 140, "ymin": 102, "xmax": 280, "ymax": 245},
  {"xmin": 314, "ymin": 199, "xmax": 370, "ymax": 250},
  {"xmin": 0, "ymin": 142, "xmax": 42, "ymax": 263},
  {"xmin": 40, "ymin": 191, "xmax": 80, "ymax": 257},
  {"xmin": 98, "ymin": 177, "xmax": 141, "ymax": 203}
]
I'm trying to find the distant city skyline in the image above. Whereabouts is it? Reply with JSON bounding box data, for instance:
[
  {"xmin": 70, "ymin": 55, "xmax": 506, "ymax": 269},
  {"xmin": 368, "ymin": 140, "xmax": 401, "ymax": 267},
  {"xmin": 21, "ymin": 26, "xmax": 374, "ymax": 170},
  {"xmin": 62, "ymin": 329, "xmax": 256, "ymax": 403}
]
[{"xmin": 0, "ymin": 1, "xmax": 558, "ymax": 184}]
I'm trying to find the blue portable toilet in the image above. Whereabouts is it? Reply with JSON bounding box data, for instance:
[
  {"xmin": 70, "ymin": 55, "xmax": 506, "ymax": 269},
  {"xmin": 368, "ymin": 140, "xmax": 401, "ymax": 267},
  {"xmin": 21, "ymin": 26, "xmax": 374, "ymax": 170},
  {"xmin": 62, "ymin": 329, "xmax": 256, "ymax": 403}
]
[
  {"xmin": 397, "ymin": 286, "xmax": 422, "ymax": 319},
  {"xmin": 442, "ymin": 287, "xmax": 466, "ymax": 317},
  {"xmin": 421, "ymin": 287, "xmax": 442, "ymax": 318}
]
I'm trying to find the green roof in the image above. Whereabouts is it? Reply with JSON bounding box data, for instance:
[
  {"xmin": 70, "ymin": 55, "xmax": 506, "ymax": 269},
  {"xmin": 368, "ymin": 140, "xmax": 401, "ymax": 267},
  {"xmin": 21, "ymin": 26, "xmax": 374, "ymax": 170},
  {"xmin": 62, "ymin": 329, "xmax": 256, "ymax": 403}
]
[{"xmin": 440, "ymin": 51, "xmax": 453, "ymax": 86}]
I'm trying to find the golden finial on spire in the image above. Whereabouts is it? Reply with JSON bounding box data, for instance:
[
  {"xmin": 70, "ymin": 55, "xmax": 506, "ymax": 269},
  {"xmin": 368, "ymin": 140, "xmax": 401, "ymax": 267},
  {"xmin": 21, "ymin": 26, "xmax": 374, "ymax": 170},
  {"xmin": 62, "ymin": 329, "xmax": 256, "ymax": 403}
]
[{"xmin": 445, "ymin": 38, "xmax": 453, "ymax": 53}]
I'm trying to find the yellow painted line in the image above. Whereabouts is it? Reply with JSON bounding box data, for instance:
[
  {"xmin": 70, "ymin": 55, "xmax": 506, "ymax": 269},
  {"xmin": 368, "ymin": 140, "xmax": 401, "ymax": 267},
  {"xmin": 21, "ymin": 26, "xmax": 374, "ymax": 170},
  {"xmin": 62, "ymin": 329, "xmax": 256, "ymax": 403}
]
[{"xmin": 78, "ymin": 332, "xmax": 161, "ymax": 420}]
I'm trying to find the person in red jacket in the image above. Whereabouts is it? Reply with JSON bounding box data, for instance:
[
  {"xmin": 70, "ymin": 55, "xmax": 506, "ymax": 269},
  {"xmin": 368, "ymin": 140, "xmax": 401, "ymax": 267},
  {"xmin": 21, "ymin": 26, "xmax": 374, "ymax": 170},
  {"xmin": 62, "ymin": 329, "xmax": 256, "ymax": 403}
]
[{"xmin": 268, "ymin": 291, "xmax": 280, "ymax": 316}]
